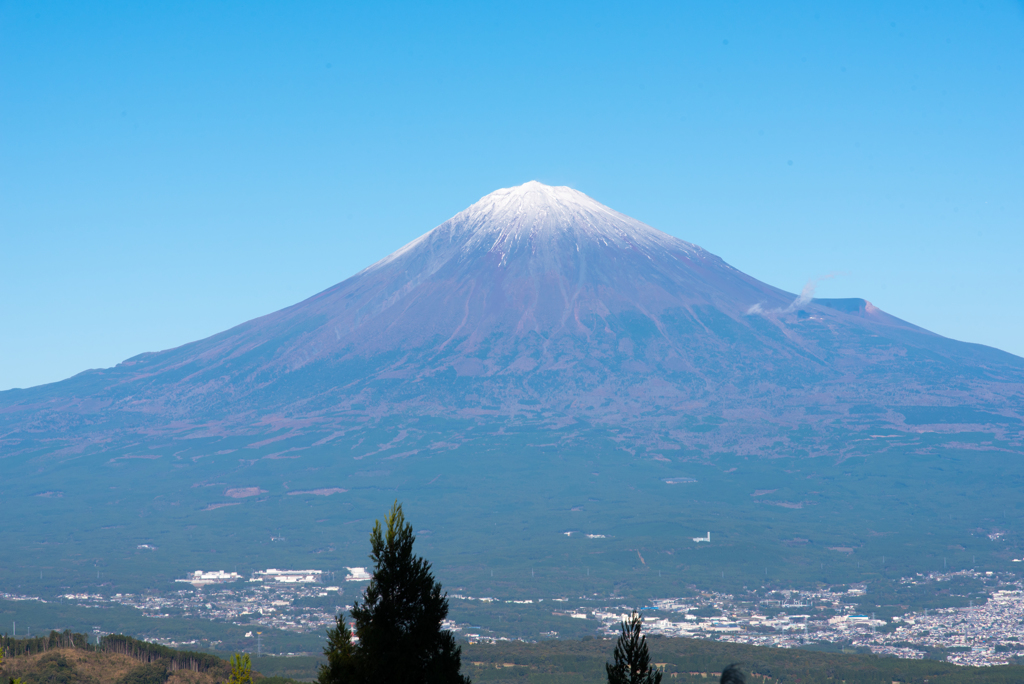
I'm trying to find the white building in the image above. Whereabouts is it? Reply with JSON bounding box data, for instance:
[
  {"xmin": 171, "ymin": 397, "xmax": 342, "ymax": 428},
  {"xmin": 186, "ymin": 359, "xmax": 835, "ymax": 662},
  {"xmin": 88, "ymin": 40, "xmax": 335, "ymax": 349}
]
[
  {"xmin": 345, "ymin": 567, "xmax": 372, "ymax": 582},
  {"xmin": 175, "ymin": 570, "xmax": 243, "ymax": 587},
  {"xmin": 692, "ymin": 532, "xmax": 710, "ymax": 543},
  {"xmin": 250, "ymin": 568, "xmax": 323, "ymax": 584}
]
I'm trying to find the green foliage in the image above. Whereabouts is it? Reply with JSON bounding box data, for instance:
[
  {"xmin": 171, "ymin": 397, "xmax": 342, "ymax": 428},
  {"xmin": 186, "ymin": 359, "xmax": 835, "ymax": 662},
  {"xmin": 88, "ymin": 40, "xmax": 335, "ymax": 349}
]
[
  {"xmin": 16, "ymin": 652, "xmax": 94, "ymax": 684},
  {"xmin": 319, "ymin": 501, "xmax": 469, "ymax": 684},
  {"xmin": 317, "ymin": 614, "xmax": 357, "ymax": 683},
  {"xmin": 606, "ymin": 611, "xmax": 661, "ymax": 684},
  {"xmin": 250, "ymin": 656, "xmax": 321, "ymax": 681},
  {"xmin": 98, "ymin": 635, "xmax": 223, "ymax": 674},
  {"xmin": 719, "ymin": 664, "xmax": 745, "ymax": 684},
  {"xmin": 463, "ymin": 636, "xmax": 1024, "ymax": 683},
  {"xmin": 0, "ymin": 632, "xmax": 88, "ymax": 658},
  {"xmin": 0, "ymin": 632, "xmax": 229, "ymax": 684},
  {"xmin": 112, "ymin": 664, "xmax": 167, "ymax": 684},
  {"xmin": 228, "ymin": 653, "xmax": 253, "ymax": 684}
]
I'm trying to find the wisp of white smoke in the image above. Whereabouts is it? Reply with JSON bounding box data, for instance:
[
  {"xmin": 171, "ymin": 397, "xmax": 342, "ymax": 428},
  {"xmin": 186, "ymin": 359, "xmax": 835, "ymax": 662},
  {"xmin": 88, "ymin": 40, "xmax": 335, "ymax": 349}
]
[
  {"xmin": 746, "ymin": 272, "xmax": 844, "ymax": 316},
  {"xmin": 785, "ymin": 273, "xmax": 839, "ymax": 312}
]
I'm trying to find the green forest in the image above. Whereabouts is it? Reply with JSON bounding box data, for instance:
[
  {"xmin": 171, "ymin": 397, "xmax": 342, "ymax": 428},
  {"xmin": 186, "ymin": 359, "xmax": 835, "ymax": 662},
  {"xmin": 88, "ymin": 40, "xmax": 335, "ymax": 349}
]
[{"xmin": 462, "ymin": 637, "xmax": 1024, "ymax": 684}]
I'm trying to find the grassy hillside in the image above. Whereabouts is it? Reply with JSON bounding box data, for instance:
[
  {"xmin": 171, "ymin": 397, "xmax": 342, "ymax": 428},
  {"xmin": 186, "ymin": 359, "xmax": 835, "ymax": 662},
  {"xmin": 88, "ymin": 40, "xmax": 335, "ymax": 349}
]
[
  {"xmin": 0, "ymin": 632, "xmax": 300, "ymax": 684},
  {"xmin": 2, "ymin": 649, "xmax": 223, "ymax": 684}
]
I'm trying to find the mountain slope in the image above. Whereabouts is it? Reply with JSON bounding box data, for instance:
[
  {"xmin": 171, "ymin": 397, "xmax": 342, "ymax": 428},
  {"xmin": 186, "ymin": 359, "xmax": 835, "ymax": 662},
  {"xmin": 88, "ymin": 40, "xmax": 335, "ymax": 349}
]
[{"xmin": 2, "ymin": 181, "xmax": 1022, "ymax": 453}]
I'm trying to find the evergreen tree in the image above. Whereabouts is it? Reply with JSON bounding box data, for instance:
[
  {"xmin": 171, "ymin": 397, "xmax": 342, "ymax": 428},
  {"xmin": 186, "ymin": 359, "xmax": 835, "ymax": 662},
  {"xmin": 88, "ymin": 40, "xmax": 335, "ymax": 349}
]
[
  {"xmin": 227, "ymin": 652, "xmax": 253, "ymax": 684},
  {"xmin": 318, "ymin": 501, "xmax": 469, "ymax": 684},
  {"xmin": 318, "ymin": 614, "xmax": 359, "ymax": 683},
  {"xmin": 606, "ymin": 610, "xmax": 662, "ymax": 684},
  {"xmin": 719, "ymin": 664, "xmax": 745, "ymax": 684}
]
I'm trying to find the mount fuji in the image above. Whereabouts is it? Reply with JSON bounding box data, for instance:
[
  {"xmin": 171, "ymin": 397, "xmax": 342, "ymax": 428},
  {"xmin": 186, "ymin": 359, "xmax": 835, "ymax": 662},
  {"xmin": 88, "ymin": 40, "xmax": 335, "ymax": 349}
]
[
  {"xmin": 3, "ymin": 181, "xmax": 1021, "ymax": 455},
  {"xmin": 2, "ymin": 182, "xmax": 1024, "ymax": 603}
]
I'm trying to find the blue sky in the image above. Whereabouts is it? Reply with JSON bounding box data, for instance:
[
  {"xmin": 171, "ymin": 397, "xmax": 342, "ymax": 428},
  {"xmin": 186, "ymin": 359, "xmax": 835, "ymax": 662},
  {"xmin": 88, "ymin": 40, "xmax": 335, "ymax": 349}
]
[{"xmin": 2, "ymin": 1, "xmax": 1022, "ymax": 390}]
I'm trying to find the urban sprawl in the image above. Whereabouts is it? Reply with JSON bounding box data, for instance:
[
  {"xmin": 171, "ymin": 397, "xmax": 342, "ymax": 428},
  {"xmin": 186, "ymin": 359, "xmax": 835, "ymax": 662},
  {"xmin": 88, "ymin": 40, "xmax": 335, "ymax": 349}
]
[{"xmin": 5, "ymin": 568, "xmax": 1024, "ymax": 667}]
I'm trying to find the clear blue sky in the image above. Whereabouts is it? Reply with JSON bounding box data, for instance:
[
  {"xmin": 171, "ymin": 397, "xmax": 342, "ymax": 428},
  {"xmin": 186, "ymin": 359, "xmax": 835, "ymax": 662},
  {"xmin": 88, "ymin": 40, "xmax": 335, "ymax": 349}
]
[{"xmin": 2, "ymin": 1, "xmax": 1022, "ymax": 390}]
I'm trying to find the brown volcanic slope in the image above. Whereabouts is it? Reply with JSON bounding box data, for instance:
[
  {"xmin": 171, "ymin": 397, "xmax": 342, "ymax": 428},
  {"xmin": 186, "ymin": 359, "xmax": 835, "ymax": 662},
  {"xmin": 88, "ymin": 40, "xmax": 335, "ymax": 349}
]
[{"xmin": 2, "ymin": 181, "xmax": 1022, "ymax": 455}]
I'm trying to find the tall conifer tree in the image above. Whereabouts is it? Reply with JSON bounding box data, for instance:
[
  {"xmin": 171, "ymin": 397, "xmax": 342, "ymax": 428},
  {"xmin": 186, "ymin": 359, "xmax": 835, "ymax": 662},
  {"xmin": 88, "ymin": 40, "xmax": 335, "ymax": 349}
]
[
  {"xmin": 606, "ymin": 610, "xmax": 662, "ymax": 684},
  {"xmin": 319, "ymin": 501, "xmax": 469, "ymax": 684}
]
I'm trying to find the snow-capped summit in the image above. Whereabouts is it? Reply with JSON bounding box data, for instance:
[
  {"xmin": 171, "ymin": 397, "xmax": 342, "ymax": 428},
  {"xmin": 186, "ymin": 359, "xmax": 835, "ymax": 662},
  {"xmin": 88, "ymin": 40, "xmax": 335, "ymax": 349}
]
[
  {"xmin": 456, "ymin": 181, "xmax": 629, "ymax": 234},
  {"xmin": 450, "ymin": 180, "xmax": 692, "ymax": 253},
  {"xmin": 470, "ymin": 180, "xmax": 590, "ymax": 214},
  {"xmin": 365, "ymin": 181, "xmax": 698, "ymax": 277},
  {"xmin": 462, "ymin": 181, "xmax": 696, "ymax": 247}
]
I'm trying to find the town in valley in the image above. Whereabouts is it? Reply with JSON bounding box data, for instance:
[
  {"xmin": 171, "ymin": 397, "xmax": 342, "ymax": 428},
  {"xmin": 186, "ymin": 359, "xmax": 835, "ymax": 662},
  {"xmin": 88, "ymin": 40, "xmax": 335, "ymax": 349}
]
[{"xmin": 7, "ymin": 564, "xmax": 1024, "ymax": 668}]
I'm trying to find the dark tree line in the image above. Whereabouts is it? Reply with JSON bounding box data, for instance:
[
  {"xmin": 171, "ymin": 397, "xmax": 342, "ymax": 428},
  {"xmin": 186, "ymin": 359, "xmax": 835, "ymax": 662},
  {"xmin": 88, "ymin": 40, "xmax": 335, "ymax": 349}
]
[
  {"xmin": 98, "ymin": 634, "xmax": 223, "ymax": 672},
  {"xmin": 0, "ymin": 631, "xmax": 88, "ymax": 657}
]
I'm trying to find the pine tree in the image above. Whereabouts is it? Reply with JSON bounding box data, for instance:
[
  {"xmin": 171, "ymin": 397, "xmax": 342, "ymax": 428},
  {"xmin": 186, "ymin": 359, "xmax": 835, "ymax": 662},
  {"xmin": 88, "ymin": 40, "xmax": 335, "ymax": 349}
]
[
  {"xmin": 318, "ymin": 614, "xmax": 359, "ymax": 683},
  {"xmin": 606, "ymin": 610, "xmax": 662, "ymax": 684},
  {"xmin": 318, "ymin": 501, "xmax": 469, "ymax": 684},
  {"xmin": 227, "ymin": 652, "xmax": 253, "ymax": 684}
]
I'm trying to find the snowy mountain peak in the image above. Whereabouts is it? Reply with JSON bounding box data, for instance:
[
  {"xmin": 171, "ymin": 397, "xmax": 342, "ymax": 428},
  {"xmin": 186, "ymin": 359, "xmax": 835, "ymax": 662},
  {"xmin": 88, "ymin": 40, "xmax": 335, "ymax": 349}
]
[
  {"xmin": 460, "ymin": 181, "xmax": 626, "ymax": 229},
  {"xmin": 449, "ymin": 181, "xmax": 695, "ymax": 252},
  {"xmin": 362, "ymin": 181, "xmax": 702, "ymax": 278},
  {"xmin": 473, "ymin": 181, "xmax": 594, "ymax": 213}
]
